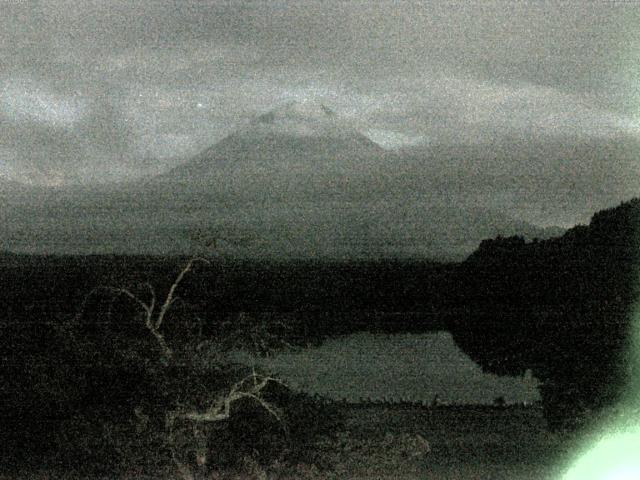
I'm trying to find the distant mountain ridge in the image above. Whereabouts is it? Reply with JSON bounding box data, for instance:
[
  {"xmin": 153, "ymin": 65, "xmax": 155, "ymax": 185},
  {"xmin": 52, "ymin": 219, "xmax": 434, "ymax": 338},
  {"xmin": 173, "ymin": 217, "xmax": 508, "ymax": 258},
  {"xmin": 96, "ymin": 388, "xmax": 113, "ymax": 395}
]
[{"xmin": 1, "ymin": 100, "xmax": 573, "ymax": 258}]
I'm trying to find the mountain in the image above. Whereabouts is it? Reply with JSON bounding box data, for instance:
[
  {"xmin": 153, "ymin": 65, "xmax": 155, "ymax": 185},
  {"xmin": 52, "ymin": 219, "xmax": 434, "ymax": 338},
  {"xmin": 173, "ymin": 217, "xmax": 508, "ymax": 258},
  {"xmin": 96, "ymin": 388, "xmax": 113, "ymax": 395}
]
[
  {"xmin": 0, "ymin": 177, "xmax": 37, "ymax": 209},
  {"xmin": 1, "ymin": 101, "xmax": 567, "ymax": 258},
  {"xmin": 157, "ymin": 100, "xmax": 387, "ymax": 188},
  {"xmin": 136, "ymin": 100, "xmax": 565, "ymax": 259}
]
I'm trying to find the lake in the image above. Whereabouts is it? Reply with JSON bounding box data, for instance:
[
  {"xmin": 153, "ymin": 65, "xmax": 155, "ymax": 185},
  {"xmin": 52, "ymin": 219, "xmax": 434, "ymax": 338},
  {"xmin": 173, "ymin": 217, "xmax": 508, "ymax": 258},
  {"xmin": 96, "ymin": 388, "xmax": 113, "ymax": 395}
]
[{"xmin": 232, "ymin": 331, "xmax": 541, "ymax": 404}]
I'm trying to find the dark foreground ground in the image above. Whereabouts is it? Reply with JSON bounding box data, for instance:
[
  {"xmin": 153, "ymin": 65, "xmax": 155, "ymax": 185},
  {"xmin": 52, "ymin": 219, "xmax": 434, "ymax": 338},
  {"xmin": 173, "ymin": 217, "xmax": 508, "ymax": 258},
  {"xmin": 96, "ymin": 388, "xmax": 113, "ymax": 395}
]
[{"xmin": 2, "ymin": 404, "xmax": 576, "ymax": 480}]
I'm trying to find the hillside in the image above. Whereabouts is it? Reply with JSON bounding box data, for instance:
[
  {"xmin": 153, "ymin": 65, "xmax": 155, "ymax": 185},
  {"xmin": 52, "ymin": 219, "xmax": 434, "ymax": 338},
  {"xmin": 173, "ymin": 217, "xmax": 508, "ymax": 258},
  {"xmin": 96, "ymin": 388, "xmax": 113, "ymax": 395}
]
[{"xmin": 449, "ymin": 198, "xmax": 640, "ymax": 429}]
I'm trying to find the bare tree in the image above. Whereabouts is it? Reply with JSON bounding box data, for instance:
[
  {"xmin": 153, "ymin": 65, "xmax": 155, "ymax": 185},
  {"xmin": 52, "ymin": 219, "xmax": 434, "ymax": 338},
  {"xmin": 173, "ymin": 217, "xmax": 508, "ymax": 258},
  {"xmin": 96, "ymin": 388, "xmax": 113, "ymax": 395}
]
[
  {"xmin": 75, "ymin": 256, "xmax": 209, "ymax": 362},
  {"xmin": 166, "ymin": 368, "xmax": 287, "ymax": 478},
  {"xmin": 75, "ymin": 255, "xmax": 288, "ymax": 479}
]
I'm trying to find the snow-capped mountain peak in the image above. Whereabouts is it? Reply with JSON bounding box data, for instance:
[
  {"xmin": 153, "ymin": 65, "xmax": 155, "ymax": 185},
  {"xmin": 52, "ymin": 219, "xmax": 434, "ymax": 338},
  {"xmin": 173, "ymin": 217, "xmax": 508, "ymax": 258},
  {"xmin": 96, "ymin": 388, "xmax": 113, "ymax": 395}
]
[
  {"xmin": 255, "ymin": 99, "xmax": 336, "ymax": 123},
  {"xmin": 237, "ymin": 99, "xmax": 353, "ymax": 140},
  {"xmin": 155, "ymin": 98, "xmax": 387, "ymax": 184}
]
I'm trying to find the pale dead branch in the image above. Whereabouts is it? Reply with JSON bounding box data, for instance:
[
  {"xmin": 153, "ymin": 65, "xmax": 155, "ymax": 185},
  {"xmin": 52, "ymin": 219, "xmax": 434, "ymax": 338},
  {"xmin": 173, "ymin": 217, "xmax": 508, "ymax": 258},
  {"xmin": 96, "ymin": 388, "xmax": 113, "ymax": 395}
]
[
  {"xmin": 165, "ymin": 370, "xmax": 287, "ymax": 478},
  {"xmin": 74, "ymin": 257, "xmax": 210, "ymax": 362},
  {"xmin": 172, "ymin": 372, "xmax": 285, "ymax": 424},
  {"xmin": 155, "ymin": 257, "xmax": 210, "ymax": 331}
]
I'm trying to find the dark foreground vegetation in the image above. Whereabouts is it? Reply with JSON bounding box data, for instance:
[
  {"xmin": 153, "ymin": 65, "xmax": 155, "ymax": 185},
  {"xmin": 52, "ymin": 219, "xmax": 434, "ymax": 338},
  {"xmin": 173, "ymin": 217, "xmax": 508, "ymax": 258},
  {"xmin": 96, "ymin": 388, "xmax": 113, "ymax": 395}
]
[
  {"xmin": 450, "ymin": 198, "xmax": 640, "ymax": 431},
  {"xmin": 1, "ymin": 198, "xmax": 638, "ymax": 476}
]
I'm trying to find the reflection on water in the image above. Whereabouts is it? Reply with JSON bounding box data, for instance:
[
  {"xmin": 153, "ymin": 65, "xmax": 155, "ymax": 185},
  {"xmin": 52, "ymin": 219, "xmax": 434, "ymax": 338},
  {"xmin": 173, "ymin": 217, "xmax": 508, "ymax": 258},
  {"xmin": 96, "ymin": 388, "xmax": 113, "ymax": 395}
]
[{"xmin": 232, "ymin": 331, "xmax": 540, "ymax": 404}]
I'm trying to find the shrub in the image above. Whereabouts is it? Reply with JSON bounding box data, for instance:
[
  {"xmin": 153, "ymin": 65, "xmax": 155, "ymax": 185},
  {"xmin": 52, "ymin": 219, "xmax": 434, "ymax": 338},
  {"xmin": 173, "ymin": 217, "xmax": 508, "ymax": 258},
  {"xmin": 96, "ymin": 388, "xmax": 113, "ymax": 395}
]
[{"xmin": 55, "ymin": 256, "xmax": 341, "ymax": 478}]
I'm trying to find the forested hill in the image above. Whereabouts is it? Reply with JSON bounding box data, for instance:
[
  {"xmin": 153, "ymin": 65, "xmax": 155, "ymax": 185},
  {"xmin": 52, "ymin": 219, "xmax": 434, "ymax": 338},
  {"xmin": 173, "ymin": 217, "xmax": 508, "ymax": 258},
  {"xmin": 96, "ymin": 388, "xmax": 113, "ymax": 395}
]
[{"xmin": 449, "ymin": 198, "xmax": 640, "ymax": 429}]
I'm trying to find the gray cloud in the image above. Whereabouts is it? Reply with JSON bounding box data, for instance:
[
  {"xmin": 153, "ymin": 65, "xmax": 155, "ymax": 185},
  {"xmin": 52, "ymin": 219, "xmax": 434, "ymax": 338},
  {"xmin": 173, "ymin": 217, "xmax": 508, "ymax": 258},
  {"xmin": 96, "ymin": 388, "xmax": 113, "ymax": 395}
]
[{"xmin": 0, "ymin": 77, "xmax": 133, "ymax": 183}]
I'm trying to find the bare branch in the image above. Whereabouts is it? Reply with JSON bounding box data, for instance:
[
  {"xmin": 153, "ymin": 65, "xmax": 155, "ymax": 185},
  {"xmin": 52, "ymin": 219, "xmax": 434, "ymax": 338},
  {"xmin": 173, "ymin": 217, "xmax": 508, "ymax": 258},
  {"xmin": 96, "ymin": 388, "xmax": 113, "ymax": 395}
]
[
  {"xmin": 181, "ymin": 409, "xmax": 229, "ymax": 423},
  {"xmin": 174, "ymin": 374, "xmax": 285, "ymax": 426},
  {"xmin": 144, "ymin": 282, "xmax": 156, "ymax": 315},
  {"xmin": 155, "ymin": 257, "xmax": 210, "ymax": 330},
  {"xmin": 238, "ymin": 392, "xmax": 282, "ymax": 422},
  {"xmin": 81, "ymin": 257, "xmax": 207, "ymax": 362},
  {"xmin": 74, "ymin": 285, "xmax": 152, "ymax": 326},
  {"xmin": 74, "ymin": 285, "xmax": 111, "ymax": 322},
  {"xmin": 149, "ymin": 327, "xmax": 174, "ymax": 360},
  {"xmin": 110, "ymin": 287, "xmax": 153, "ymax": 316}
]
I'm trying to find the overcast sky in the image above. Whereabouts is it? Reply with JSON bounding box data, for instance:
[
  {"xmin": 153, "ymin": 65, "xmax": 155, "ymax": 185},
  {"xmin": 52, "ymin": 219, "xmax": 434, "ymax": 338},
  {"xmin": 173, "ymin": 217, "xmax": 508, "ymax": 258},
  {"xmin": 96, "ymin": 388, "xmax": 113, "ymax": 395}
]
[{"xmin": 1, "ymin": 1, "xmax": 639, "ymax": 211}]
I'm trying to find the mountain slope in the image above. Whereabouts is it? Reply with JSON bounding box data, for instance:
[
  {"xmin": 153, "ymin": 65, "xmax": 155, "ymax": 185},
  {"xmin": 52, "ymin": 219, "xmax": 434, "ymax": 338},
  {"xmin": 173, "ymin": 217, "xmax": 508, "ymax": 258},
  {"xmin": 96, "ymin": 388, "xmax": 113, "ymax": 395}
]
[
  {"xmin": 158, "ymin": 100, "xmax": 386, "ymax": 186},
  {"xmin": 398, "ymin": 133, "xmax": 640, "ymax": 227}
]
